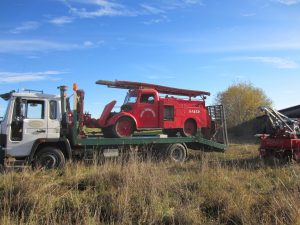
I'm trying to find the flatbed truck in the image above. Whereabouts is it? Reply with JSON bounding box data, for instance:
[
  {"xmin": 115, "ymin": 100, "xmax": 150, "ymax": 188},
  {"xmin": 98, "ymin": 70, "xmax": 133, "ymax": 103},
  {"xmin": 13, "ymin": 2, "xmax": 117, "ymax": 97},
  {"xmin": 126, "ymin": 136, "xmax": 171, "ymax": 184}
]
[{"xmin": 0, "ymin": 83, "xmax": 228, "ymax": 170}]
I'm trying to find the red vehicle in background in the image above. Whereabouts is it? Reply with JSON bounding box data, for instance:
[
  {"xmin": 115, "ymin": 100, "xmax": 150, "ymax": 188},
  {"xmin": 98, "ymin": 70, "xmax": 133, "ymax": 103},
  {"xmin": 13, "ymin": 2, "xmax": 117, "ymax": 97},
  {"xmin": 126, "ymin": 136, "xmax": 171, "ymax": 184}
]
[
  {"xmin": 84, "ymin": 80, "xmax": 227, "ymax": 140},
  {"xmin": 257, "ymin": 106, "xmax": 300, "ymax": 164}
]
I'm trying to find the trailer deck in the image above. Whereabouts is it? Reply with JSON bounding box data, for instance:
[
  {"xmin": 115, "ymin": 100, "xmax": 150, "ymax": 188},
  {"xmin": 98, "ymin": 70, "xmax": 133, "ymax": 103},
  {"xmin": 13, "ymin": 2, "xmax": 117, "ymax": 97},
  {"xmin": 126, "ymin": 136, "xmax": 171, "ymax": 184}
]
[{"xmin": 75, "ymin": 134, "xmax": 226, "ymax": 150}]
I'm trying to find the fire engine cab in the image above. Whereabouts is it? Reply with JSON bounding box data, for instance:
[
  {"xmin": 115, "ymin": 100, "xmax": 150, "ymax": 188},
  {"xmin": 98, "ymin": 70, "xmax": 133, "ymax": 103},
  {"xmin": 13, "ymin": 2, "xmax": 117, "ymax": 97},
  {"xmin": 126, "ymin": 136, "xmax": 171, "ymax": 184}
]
[{"xmin": 85, "ymin": 80, "xmax": 215, "ymax": 138}]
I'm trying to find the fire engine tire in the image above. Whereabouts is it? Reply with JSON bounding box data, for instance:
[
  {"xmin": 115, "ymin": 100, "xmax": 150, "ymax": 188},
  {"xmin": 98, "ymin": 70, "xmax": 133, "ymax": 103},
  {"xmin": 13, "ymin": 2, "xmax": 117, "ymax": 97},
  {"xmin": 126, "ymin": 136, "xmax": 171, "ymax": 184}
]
[
  {"xmin": 181, "ymin": 119, "xmax": 197, "ymax": 137},
  {"xmin": 166, "ymin": 143, "xmax": 188, "ymax": 162},
  {"xmin": 34, "ymin": 147, "xmax": 66, "ymax": 169},
  {"xmin": 112, "ymin": 117, "xmax": 135, "ymax": 138}
]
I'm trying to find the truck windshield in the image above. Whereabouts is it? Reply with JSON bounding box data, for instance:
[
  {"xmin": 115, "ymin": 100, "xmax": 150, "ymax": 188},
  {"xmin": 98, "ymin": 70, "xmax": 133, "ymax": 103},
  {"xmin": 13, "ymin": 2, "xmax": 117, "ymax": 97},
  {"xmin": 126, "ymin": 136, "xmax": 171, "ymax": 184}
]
[{"xmin": 124, "ymin": 92, "xmax": 137, "ymax": 104}]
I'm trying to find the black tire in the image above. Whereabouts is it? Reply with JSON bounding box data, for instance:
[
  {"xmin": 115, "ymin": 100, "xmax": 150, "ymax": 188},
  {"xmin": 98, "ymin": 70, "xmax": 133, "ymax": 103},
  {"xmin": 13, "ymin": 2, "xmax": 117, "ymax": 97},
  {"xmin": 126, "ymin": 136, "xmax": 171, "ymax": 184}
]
[
  {"xmin": 112, "ymin": 117, "xmax": 135, "ymax": 138},
  {"xmin": 180, "ymin": 119, "xmax": 197, "ymax": 137},
  {"xmin": 34, "ymin": 147, "xmax": 66, "ymax": 169},
  {"xmin": 166, "ymin": 143, "xmax": 188, "ymax": 162}
]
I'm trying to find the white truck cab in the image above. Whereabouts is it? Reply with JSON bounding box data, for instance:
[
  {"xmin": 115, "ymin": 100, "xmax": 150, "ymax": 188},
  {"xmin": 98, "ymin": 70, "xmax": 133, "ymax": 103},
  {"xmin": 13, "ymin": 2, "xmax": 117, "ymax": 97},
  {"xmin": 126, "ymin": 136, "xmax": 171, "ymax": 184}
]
[{"xmin": 0, "ymin": 91, "xmax": 61, "ymax": 158}]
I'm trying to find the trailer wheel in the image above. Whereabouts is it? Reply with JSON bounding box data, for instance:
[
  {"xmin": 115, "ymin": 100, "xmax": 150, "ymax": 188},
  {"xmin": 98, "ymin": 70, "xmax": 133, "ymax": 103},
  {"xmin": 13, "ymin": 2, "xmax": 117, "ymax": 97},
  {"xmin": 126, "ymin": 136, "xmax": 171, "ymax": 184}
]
[
  {"xmin": 181, "ymin": 119, "xmax": 197, "ymax": 137},
  {"xmin": 34, "ymin": 147, "xmax": 65, "ymax": 169},
  {"xmin": 113, "ymin": 117, "xmax": 135, "ymax": 138},
  {"xmin": 167, "ymin": 143, "xmax": 188, "ymax": 162}
]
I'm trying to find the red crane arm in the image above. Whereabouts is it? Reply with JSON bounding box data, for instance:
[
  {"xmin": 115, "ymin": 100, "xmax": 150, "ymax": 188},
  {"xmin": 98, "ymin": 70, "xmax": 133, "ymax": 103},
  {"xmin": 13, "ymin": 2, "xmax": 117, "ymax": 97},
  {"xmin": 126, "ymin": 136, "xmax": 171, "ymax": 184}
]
[{"xmin": 96, "ymin": 80, "xmax": 210, "ymax": 97}]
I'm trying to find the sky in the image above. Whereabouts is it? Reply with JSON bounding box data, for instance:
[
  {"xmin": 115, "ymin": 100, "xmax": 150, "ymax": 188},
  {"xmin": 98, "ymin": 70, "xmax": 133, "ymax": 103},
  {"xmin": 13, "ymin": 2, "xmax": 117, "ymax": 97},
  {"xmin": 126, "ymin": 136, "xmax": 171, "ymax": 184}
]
[{"xmin": 0, "ymin": 0, "xmax": 300, "ymax": 117}]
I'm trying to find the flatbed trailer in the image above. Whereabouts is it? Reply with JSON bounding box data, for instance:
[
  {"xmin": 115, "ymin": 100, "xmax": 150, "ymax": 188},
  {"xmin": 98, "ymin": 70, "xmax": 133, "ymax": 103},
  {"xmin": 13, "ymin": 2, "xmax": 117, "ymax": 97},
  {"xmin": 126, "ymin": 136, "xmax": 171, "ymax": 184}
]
[{"xmin": 0, "ymin": 84, "xmax": 227, "ymax": 170}]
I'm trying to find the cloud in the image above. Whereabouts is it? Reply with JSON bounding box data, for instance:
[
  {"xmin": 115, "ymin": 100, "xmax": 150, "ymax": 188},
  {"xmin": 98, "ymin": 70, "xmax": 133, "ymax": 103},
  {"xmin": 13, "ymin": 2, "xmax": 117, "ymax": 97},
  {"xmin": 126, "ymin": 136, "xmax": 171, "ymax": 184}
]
[
  {"xmin": 66, "ymin": 0, "xmax": 134, "ymax": 18},
  {"xmin": 272, "ymin": 0, "xmax": 300, "ymax": 5},
  {"xmin": 0, "ymin": 70, "xmax": 67, "ymax": 83},
  {"xmin": 49, "ymin": 16, "xmax": 74, "ymax": 25},
  {"xmin": 242, "ymin": 13, "xmax": 256, "ymax": 17},
  {"xmin": 10, "ymin": 21, "xmax": 40, "ymax": 34},
  {"xmin": 159, "ymin": 0, "xmax": 203, "ymax": 10},
  {"xmin": 142, "ymin": 16, "xmax": 170, "ymax": 25},
  {"xmin": 63, "ymin": 0, "xmax": 202, "ymax": 19},
  {"xmin": 0, "ymin": 39, "xmax": 101, "ymax": 54},
  {"xmin": 140, "ymin": 4, "xmax": 165, "ymax": 14},
  {"xmin": 224, "ymin": 56, "xmax": 298, "ymax": 69}
]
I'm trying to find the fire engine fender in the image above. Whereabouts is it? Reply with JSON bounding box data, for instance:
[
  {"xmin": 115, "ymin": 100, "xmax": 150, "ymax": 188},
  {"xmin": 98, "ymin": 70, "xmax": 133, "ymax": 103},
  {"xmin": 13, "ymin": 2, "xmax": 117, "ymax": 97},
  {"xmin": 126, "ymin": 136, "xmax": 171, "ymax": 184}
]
[
  {"xmin": 28, "ymin": 138, "xmax": 72, "ymax": 163},
  {"xmin": 105, "ymin": 112, "xmax": 138, "ymax": 129},
  {"xmin": 182, "ymin": 117, "xmax": 200, "ymax": 129}
]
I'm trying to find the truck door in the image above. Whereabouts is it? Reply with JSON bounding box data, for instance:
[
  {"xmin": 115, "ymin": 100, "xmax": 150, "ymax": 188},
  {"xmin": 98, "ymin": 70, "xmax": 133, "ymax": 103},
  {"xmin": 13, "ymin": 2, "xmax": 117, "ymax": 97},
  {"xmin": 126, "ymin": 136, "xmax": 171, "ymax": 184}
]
[
  {"xmin": 137, "ymin": 93, "xmax": 159, "ymax": 128},
  {"xmin": 6, "ymin": 98, "xmax": 48, "ymax": 157},
  {"xmin": 47, "ymin": 100, "xmax": 60, "ymax": 138}
]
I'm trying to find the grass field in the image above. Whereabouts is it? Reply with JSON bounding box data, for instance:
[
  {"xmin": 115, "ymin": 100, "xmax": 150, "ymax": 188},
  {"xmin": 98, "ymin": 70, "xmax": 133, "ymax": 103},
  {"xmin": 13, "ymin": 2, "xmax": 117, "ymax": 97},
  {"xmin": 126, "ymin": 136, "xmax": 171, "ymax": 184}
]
[{"xmin": 0, "ymin": 143, "xmax": 299, "ymax": 225}]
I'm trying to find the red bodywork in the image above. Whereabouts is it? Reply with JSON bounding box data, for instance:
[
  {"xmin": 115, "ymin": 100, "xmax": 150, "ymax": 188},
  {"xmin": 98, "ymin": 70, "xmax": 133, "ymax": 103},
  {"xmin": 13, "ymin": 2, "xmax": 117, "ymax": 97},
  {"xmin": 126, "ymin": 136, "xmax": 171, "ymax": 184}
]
[
  {"xmin": 84, "ymin": 80, "xmax": 213, "ymax": 137},
  {"xmin": 259, "ymin": 135, "xmax": 300, "ymax": 161},
  {"xmin": 102, "ymin": 89, "xmax": 211, "ymax": 129}
]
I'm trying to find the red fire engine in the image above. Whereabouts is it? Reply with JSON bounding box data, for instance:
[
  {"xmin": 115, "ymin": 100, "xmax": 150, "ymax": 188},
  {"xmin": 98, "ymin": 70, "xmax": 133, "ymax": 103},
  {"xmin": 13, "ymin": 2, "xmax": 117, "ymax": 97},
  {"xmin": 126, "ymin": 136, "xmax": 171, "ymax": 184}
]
[
  {"xmin": 84, "ymin": 80, "xmax": 219, "ymax": 138},
  {"xmin": 257, "ymin": 106, "xmax": 300, "ymax": 164}
]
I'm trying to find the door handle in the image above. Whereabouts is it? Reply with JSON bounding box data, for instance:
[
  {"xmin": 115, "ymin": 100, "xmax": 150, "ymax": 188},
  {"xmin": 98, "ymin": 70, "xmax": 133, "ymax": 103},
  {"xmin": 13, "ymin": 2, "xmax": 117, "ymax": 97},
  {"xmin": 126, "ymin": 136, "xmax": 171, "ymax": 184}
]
[{"xmin": 36, "ymin": 129, "xmax": 46, "ymax": 133}]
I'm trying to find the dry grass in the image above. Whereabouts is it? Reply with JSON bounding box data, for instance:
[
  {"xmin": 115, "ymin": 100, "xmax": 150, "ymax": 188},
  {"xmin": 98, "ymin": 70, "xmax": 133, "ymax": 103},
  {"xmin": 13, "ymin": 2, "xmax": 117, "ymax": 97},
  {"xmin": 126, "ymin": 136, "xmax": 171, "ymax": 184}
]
[{"xmin": 0, "ymin": 144, "xmax": 300, "ymax": 225}]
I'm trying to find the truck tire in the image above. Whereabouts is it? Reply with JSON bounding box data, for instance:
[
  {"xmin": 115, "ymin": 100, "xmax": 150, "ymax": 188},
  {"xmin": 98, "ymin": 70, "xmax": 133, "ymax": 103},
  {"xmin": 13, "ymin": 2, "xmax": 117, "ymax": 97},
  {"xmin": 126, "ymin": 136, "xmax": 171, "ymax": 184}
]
[
  {"xmin": 112, "ymin": 117, "xmax": 135, "ymax": 138},
  {"xmin": 181, "ymin": 119, "xmax": 197, "ymax": 137},
  {"xmin": 166, "ymin": 143, "xmax": 188, "ymax": 162},
  {"xmin": 34, "ymin": 147, "xmax": 66, "ymax": 169}
]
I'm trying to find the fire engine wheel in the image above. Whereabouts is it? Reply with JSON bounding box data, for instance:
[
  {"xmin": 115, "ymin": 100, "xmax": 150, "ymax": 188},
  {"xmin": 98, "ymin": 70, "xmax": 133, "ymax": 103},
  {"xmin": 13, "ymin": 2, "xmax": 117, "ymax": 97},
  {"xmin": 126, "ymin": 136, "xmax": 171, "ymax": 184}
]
[
  {"xmin": 181, "ymin": 119, "xmax": 197, "ymax": 137},
  {"xmin": 113, "ymin": 117, "xmax": 135, "ymax": 138},
  {"xmin": 34, "ymin": 147, "xmax": 66, "ymax": 169},
  {"xmin": 167, "ymin": 143, "xmax": 188, "ymax": 162}
]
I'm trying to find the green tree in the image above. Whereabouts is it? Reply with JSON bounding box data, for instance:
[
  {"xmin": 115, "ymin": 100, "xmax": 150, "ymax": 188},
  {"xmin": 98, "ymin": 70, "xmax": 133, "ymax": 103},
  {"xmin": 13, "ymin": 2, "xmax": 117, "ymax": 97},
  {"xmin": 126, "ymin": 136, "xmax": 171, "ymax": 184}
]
[{"xmin": 216, "ymin": 82, "xmax": 272, "ymax": 128}]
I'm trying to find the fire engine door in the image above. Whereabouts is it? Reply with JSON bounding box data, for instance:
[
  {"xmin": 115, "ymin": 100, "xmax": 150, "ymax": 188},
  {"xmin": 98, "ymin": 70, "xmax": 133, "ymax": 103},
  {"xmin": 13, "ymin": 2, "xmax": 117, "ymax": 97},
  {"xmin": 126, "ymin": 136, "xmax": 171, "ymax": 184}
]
[
  {"xmin": 137, "ymin": 93, "xmax": 159, "ymax": 128},
  {"xmin": 7, "ymin": 98, "xmax": 48, "ymax": 157}
]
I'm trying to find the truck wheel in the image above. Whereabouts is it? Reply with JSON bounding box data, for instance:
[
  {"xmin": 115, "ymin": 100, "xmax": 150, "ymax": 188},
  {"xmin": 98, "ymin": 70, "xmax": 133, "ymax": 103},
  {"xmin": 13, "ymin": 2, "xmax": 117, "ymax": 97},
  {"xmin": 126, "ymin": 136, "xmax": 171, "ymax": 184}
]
[
  {"xmin": 34, "ymin": 147, "xmax": 66, "ymax": 169},
  {"xmin": 181, "ymin": 119, "xmax": 197, "ymax": 137},
  {"xmin": 167, "ymin": 143, "xmax": 187, "ymax": 162},
  {"xmin": 262, "ymin": 152, "xmax": 280, "ymax": 166},
  {"xmin": 113, "ymin": 117, "xmax": 135, "ymax": 138}
]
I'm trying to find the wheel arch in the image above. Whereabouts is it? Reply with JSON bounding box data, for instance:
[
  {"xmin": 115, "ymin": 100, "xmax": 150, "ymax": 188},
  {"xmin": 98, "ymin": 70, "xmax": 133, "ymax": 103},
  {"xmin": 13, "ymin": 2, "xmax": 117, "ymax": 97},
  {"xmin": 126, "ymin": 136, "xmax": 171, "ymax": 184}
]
[
  {"xmin": 106, "ymin": 112, "xmax": 138, "ymax": 128},
  {"xmin": 29, "ymin": 138, "xmax": 72, "ymax": 163},
  {"xmin": 183, "ymin": 117, "xmax": 198, "ymax": 128}
]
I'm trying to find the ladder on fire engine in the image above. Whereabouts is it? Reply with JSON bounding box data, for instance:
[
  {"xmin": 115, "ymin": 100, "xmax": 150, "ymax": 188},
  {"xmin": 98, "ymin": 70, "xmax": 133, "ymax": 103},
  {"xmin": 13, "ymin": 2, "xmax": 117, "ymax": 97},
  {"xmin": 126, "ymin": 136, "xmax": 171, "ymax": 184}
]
[
  {"xmin": 259, "ymin": 106, "xmax": 299, "ymax": 135},
  {"xmin": 96, "ymin": 80, "xmax": 210, "ymax": 97},
  {"xmin": 207, "ymin": 105, "xmax": 229, "ymax": 145}
]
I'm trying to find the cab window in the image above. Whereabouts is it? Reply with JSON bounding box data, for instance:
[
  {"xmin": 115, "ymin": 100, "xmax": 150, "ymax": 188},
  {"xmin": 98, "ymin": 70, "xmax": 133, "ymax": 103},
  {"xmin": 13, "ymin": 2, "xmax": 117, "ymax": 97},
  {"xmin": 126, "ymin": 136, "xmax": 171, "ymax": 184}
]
[
  {"xmin": 49, "ymin": 100, "xmax": 57, "ymax": 120},
  {"xmin": 140, "ymin": 94, "xmax": 155, "ymax": 104},
  {"xmin": 26, "ymin": 100, "xmax": 44, "ymax": 119}
]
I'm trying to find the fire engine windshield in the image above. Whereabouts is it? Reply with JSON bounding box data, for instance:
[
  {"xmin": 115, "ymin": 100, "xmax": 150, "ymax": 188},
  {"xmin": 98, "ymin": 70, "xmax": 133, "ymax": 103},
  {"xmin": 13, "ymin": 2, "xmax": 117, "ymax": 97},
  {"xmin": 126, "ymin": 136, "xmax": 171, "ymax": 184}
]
[{"xmin": 124, "ymin": 92, "xmax": 137, "ymax": 104}]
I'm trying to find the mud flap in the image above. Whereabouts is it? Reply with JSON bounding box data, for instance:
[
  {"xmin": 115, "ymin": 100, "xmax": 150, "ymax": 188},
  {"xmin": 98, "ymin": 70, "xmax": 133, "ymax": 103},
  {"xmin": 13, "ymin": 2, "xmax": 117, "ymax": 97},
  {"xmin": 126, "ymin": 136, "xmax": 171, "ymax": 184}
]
[
  {"xmin": 0, "ymin": 147, "xmax": 4, "ymax": 166},
  {"xmin": 0, "ymin": 147, "xmax": 5, "ymax": 172}
]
